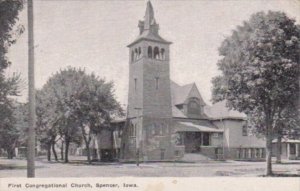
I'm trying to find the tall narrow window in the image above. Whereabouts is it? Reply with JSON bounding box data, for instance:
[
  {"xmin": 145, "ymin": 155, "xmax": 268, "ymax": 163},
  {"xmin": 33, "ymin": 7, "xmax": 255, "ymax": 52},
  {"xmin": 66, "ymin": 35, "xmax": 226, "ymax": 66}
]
[
  {"xmin": 148, "ymin": 46, "xmax": 152, "ymax": 58},
  {"xmin": 242, "ymin": 125, "xmax": 248, "ymax": 136},
  {"xmin": 129, "ymin": 123, "xmax": 134, "ymax": 137},
  {"xmin": 154, "ymin": 46, "xmax": 159, "ymax": 59},
  {"xmin": 134, "ymin": 124, "xmax": 137, "ymax": 137},
  {"xmin": 135, "ymin": 48, "xmax": 138, "ymax": 60},
  {"xmin": 161, "ymin": 48, "xmax": 165, "ymax": 60},
  {"xmin": 134, "ymin": 78, "xmax": 137, "ymax": 91},
  {"xmin": 155, "ymin": 77, "xmax": 159, "ymax": 89},
  {"xmin": 138, "ymin": 47, "xmax": 141, "ymax": 59}
]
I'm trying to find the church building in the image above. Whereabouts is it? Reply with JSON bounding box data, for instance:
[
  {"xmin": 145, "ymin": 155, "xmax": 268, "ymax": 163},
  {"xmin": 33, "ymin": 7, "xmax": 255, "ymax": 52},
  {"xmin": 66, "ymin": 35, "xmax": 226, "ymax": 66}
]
[{"xmin": 116, "ymin": 1, "xmax": 266, "ymax": 162}]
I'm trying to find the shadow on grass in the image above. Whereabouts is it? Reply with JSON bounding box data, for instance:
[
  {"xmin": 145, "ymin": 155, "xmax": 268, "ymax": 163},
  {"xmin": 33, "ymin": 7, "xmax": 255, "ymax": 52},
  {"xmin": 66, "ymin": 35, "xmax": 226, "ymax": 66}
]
[
  {"xmin": 0, "ymin": 164, "xmax": 46, "ymax": 170},
  {"xmin": 0, "ymin": 164, "xmax": 27, "ymax": 170},
  {"xmin": 261, "ymin": 173, "xmax": 300, "ymax": 177},
  {"xmin": 275, "ymin": 162, "xmax": 300, "ymax": 165},
  {"xmin": 45, "ymin": 160, "xmax": 123, "ymax": 166},
  {"xmin": 42, "ymin": 159, "xmax": 232, "ymax": 167}
]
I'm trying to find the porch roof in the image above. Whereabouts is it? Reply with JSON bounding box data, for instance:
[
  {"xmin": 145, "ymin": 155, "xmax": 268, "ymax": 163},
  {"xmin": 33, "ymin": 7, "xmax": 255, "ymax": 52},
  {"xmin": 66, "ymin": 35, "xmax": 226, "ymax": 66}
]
[
  {"xmin": 175, "ymin": 122, "xmax": 223, "ymax": 133},
  {"xmin": 272, "ymin": 139, "xmax": 300, "ymax": 143}
]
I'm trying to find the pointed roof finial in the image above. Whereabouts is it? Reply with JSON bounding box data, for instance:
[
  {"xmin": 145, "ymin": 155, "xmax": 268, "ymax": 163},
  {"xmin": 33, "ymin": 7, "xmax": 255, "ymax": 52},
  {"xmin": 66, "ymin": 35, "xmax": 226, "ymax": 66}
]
[
  {"xmin": 127, "ymin": 1, "xmax": 172, "ymax": 47},
  {"xmin": 144, "ymin": 0, "xmax": 154, "ymax": 30}
]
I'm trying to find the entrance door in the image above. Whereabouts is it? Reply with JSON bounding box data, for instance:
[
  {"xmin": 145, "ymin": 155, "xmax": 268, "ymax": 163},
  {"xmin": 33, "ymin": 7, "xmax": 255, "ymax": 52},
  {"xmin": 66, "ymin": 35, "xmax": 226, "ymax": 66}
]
[
  {"xmin": 185, "ymin": 132, "xmax": 195, "ymax": 152},
  {"xmin": 203, "ymin": 133, "xmax": 210, "ymax": 146},
  {"xmin": 184, "ymin": 132, "xmax": 202, "ymax": 152}
]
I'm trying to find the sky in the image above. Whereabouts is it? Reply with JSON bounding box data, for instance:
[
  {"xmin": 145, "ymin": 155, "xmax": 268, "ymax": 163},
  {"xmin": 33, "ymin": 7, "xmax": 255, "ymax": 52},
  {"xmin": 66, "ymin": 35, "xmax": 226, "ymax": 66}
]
[{"xmin": 6, "ymin": 0, "xmax": 300, "ymax": 106}]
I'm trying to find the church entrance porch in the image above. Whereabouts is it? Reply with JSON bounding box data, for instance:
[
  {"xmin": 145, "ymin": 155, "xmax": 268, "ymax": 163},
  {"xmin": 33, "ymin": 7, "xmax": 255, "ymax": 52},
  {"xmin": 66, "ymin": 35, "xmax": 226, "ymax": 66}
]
[
  {"xmin": 174, "ymin": 122, "xmax": 224, "ymax": 159},
  {"xmin": 182, "ymin": 132, "xmax": 210, "ymax": 153}
]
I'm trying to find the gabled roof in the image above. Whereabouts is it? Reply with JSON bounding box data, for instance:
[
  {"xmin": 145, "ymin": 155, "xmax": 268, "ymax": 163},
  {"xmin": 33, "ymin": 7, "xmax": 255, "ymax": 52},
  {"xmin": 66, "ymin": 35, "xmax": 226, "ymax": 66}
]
[
  {"xmin": 205, "ymin": 100, "xmax": 246, "ymax": 120},
  {"xmin": 172, "ymin": 105, "xmax": 187, "ymax": 118},
  {"xmin": 170, "ymin": 81, "xmax": 246, "ymax": 120},
  {"xmin": 171, "ymin": 81, "xmax": 195, "ymax": 105}
]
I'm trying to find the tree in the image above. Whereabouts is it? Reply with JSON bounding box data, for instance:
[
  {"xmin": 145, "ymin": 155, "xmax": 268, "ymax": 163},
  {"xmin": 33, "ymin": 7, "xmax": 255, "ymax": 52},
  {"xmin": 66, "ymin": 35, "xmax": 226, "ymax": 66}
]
[
  {"xmin": 36, "ymin": 69, "xmax": 82, "ymax": 163},
  {"xmin": 72, "ymin": 73, "xmax": 122, "ymax": 163},
  {"xmin": 0, "ymin": 102, "xmax": 27, "ymax": 159},
  {"xmin": 0, "ymin": 0, "xmax": 24, "ymax": 155},
  {"xmin": 36, "ymin": 89, "xmax": 59, "ymax": 161},
  {"xmin": 36, "ymin": 67, "xmax": 122, "ymax": 163},
  {"xmin": 0, "ymin": 0, "xmax": 23, "ymax": 102},
  {"xmin": 212, "ymin": 11, "xmax": 300, "ymax": 176}
]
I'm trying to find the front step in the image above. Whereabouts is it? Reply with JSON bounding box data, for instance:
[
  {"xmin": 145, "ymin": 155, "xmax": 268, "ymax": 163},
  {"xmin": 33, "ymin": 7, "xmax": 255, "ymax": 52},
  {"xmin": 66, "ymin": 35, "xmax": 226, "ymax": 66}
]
[{"xmin": 181, "ymin": 153, "xmax": 213, "ymax": 162}]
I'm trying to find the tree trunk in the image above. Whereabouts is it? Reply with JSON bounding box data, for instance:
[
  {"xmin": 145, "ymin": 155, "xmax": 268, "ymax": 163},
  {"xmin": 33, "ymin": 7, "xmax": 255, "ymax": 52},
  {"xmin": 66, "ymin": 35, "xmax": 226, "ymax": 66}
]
[
  {"xmin": 47, "ymin": 143, "xmax": 51, "ymax": 161},
  {"xmin": 64, "ymin": 139, "xmax": 70, "ymax": 163},
  {"xmin": 81, "ymin": 126, "xmax": 92, "ymax": 164},
  {"xmin": 7, "ymin": 148, "xmax": 14, "ymax": 159},
  {"xmin": 83, "ymin": 137, "xmax": 91, "ymax": 164},
  {"xmin": 52, "ymin": 142, "xmax": 58, "ymax": 161},
  {"xmin": 266, "ymin": 133, "xmax": 273, "ymax": 176},
  {"xmin": 86, "ymin": 144, "xmax": 91, "ymax": 164},
  {"xmin": 60, "ymin": 141, "xmax": 64, "ymax": 160},
  {"xmin": 276, "ymin": 135, "xmax": 282, "ymax": 164}
]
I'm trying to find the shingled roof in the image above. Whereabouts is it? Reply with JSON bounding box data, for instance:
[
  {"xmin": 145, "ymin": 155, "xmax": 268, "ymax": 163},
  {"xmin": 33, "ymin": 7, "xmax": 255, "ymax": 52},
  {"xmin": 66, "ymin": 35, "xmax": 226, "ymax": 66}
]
[
  {"xmin": 171, "ymin": 81, "xmax": 195, "ymax": 105},
  {"xmin": 113, "ymin": 84, "xmax": 246, "ymax": 122},
  {"xmin": 171, "ymin": 81, "xmax": 246, "ymax": 120},
  {"xmin": 204, "ymin": 100, "xmax": 246, "ymax": 120}
]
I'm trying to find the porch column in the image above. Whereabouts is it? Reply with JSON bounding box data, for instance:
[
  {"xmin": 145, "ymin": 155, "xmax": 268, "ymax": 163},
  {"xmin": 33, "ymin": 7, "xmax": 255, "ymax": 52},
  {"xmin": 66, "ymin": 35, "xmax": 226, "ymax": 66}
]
[
  {"xmin": 15, "ymin": 148, "xmax": 19, "ymax": 158},
  {"xmin": 296, "ymin": 144, "xmax": 299, "ymax": 157},
  {"xmin": 201, "ymin": 133, "xmax": 203, "ymax": 146}
]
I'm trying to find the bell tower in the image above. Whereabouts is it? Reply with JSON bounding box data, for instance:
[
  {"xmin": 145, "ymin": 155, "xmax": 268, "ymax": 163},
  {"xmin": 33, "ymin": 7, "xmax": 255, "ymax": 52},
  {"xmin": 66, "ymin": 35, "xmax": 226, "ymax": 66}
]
[{"xmin": 123, "ymin": 1, "xmax": 175, "ymax": 161}]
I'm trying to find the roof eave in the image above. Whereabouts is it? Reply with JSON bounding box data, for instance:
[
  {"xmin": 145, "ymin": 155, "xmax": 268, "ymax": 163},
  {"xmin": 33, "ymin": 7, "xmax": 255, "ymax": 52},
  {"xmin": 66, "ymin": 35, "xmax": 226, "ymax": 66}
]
[
  {"xmin": 127, "ymin": 38, "xmax": 172, "ymax": 47},
  {"xmin": 209, "ymin": 117, "xmax": 246, "ymax": 121}
]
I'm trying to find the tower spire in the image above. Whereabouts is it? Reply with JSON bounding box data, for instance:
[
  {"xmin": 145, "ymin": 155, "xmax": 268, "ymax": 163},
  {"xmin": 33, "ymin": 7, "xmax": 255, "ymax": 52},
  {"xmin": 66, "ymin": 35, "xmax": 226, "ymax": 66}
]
[
  {"xmin": 128, "ymin": 1, "xmax": 171, "ymax": 47},
  {"xmin": 144, "ymin": 1, "xmax": 155, "ymax": 30}
]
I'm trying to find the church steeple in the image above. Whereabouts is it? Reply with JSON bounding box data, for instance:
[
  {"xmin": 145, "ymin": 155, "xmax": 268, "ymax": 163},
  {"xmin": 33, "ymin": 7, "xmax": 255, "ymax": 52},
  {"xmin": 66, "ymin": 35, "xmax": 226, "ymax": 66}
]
[
  {"xmin": 128, "ymin": 1, "xmax": 171, "ymax": 47},
  {"xmin": 124, "ymin": 1, "xmax": 175, "ymax": 162},
  {"xmin": 144, "ymin": 1, "xmax": 155, "ymax": 30}
]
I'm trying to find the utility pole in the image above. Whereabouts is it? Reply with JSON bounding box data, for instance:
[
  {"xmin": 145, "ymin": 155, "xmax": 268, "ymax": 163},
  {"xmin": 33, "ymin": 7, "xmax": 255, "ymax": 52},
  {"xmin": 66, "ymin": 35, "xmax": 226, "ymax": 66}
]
[
  {"xmin": 27, "ymin": 0, "xmax": 36, "ymax": 178},
  {"xmin": 134, "ymin": 107, "xmax": 142, "ymax": 167}
]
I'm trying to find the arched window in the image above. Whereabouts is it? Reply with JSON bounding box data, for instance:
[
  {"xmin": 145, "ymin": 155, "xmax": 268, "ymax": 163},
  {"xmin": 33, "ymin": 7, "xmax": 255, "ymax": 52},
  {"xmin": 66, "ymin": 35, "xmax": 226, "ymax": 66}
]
[
  {"xmin": 138, "ymin": 47, "xmax": 141, "ymax": 59},
  {"xmin": 135, "ymin": 48, "xmax": 138, "ymax": 60},
  {"xmin": 154, "ymin": 46, "xmax": 159, "ymax": 59},
  {"xmin": 161, "ymin": 48, "xmax": 165, "ymax": 60},
  {"xmin": 187, "ymin": 98, "xmax": 200, "ymax": 115},
  {"xmin": 148, "ymin": 46, "xmax": 152, "ymax": 58},
  {"xmin": 131, "ymin": 51, "xmax": 134, "ymax": 62}
]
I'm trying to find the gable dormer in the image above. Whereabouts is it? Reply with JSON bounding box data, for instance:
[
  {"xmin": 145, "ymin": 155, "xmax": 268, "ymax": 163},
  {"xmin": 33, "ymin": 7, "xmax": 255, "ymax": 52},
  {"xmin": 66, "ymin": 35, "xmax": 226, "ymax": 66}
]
[{"xmin": 171, "ymin": 81, "xmax": 207, "ymax": 119}]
